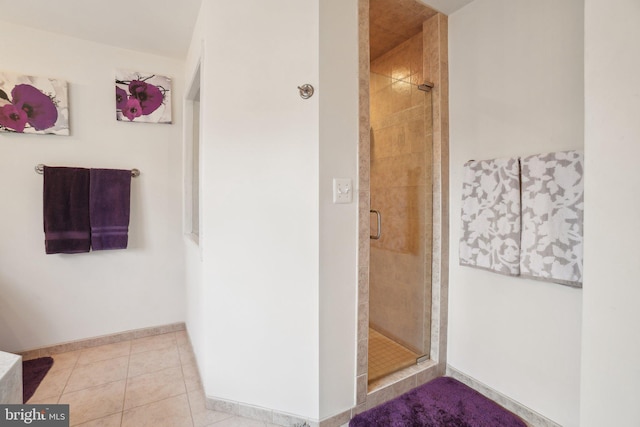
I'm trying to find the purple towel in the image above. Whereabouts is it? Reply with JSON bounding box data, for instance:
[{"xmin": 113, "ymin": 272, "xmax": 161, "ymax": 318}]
[
  {"xmin": 43, "ymin": 167, "xmax": 91, "ymax": 254},
  {"xmin": 89, "ymin": 168, "xmax": 131, "ymax": 250}
]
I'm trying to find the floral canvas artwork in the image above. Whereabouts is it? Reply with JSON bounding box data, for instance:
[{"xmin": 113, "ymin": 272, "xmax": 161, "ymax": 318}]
[
  {"xmin": 459, "ymin": 157, "xmax": 521, "ymax": 276},
  {"xmin": 0, "ymin": 72, "xmax": 69, "ymax": 135},
  {"xmin": 116, "ymin": 71, "xmax": 171, "ymax": 124}
]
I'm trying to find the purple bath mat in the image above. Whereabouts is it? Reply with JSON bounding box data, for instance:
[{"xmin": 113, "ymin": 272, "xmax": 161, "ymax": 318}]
[
  {"xmin": 23, "ymin": 357, "xmax": 54, "ymax": 403},
  {"xmin": 350, "ymin": 376, "xmax": 526, "ymax": 427}
]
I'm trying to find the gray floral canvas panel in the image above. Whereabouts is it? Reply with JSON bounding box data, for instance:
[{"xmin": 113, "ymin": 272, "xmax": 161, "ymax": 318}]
[
  {"xmin": 520, "ymin": 150, "xmax": 584, "ymax": 287},
  {"xmin": 460, "ymin": 158, "xmax": 521, "ymax": 275}
]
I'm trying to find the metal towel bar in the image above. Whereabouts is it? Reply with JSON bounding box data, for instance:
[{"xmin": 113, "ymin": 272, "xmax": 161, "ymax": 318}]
[{"xmin": 35, "ymin": 164, "xmax": 140, "ymax": 177}]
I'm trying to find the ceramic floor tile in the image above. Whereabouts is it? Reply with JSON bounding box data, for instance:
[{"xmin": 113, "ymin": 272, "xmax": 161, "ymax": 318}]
[
  {"xmin": 77, "ymin": 342, "xmax": 131, "ymax": 366},
  {"xmin": 182, "ymin": 362, "xmax": 202, "ymax": 392},
  {"xmin": 188, "ymin": 389, "xmax": 234, "ymax": 427},
  {"xmin": 130, "ymin": 332, "xmax": 177, "ymax": 354},
  {"xmin": 121, "ymin": 394, "xmax": 193, "ymax": 427},
  {"xmin": 175, "ymin": 330, "xmax": 189, "ymax": 346},
  {"xmin": 128, "ymin": 346, "xmax": 180, "ymax": 378},
  {"xmin": 65, "ymin": 356, "xmax": 129, "ymax": 393},
  {"xmin": 59, "ymin": 379, "xmax": 126, "ymax": 426},
  {"xmin": 74, "ymin": 413, "xmax": 122, "ymax": 427},
  {"xmin": 25, "ymin": 332, "xmax": 246, "ymax": 427},
  {"xmin": 28, "ymin": 367, "xmax": 73, "ymax": 402},
  {"xmin": 124, "ymin": 366, "xmax": 186, "ymax": 410},
  {"xmin": 49, "ymin": 351, "xmax": 81, "ymax": 373},
  {"xmin": 26, "ymin": 395, "xmax": 60, "ymax": 405},
  {"xmin": 178, "ymin": 345, "xmax": 197, "ymax": 366}
]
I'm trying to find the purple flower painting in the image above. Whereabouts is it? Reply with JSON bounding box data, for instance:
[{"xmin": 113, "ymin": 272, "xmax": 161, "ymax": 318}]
[
  {"xmin": 115, "ymin": 71, "xmax": 171, "ymax": 124},
  {"xmin": 0, "ymin": 72, "xmax": 69, "ymax": 135}
]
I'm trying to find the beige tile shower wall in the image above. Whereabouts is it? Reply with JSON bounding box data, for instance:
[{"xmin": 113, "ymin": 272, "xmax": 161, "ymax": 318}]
[
  {"xmin": 356, "ymin": 0, "xmax": 371, "ymax": 395},
  {"xmin": 369, "ymin": 33, "xmax": 433, "ymax": 353},
  {"xmin": 423, "ymin": 12, "xmax": 448, "ymax": 369}
]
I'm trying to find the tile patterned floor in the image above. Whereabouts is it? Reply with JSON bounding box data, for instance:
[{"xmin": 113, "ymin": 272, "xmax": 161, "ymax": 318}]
[
  {"xmin": 367, "ymin": 328, "xmax": 420, "ymax": 385},
  {"xmin": 26, "ymin": 331, "xmax": 279, "ymax": 427}
]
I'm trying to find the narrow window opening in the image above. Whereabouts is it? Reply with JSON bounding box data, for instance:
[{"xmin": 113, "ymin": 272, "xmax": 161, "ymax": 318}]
[
  {"xmin": 185, "ymin": 63, "xmax": 201, "ymax": 243},
  {"xmin": 191, "ymin": 89, "xmax": 200, "ymax": 237}
]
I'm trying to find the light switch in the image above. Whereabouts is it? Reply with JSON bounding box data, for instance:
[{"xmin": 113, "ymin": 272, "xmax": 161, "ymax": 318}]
[{"xmin": 333, "ymin": 178, "xmax": 353, "ymax": 204}]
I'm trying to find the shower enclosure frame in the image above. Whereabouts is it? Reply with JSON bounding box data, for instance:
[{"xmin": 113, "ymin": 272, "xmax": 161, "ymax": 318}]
[{"xmin": 355, "ymin": 0, "xmax": 450, "ymax": 408}]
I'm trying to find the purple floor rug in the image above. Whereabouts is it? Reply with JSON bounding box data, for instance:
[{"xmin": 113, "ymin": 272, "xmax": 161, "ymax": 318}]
[
  {"xmin": 23, "ymin": 357, "xmax": 54, "ymax": 403},
  {"xmin": 350, "ymin": 377, "xmax": 526, "ymax": 427}
]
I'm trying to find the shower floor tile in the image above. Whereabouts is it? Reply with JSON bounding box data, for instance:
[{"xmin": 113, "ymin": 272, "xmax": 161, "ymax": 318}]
[{"xmin": 368, "ymin": 328, "xmax": 420, "ymax": 384}]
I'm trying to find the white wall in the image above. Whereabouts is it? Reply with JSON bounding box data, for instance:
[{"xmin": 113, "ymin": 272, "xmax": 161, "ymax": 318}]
[
  {"xmin": 448, "ymin": 1, "xmax": 583, "ymax": 425},
  {"xmin": 183, "ymin": 4, "xmax": 207, "ymax": 387},
  {"xmin": 318, "ymin": 0, "xmax": 359, "ymax": 419},
  {"xmin": 0, "ymin": 22, "xmax": 186, "ymax": 352},
  {"xmin": 191, "ymin": 0, "xmax": 322, "ymax": 419},
  {"xmin": 581, "ymin": 0, "xmax": 640, "ymax": 425},
  {"xmin": 184, "ymin": 1, "xmax": 360, "ymax": 421}
]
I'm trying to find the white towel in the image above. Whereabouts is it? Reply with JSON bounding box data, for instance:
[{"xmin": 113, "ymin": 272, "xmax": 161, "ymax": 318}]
[
  {"xmin": 459, "ymin": 158, "xmax": 521, "ymax": 276},
  {"xmin": 520, "ymin": 150, "xmax": 584, "ymax": 287}
]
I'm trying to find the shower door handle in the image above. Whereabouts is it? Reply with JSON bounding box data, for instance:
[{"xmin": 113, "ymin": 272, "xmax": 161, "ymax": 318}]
[{"xmin": 370, "ymin": 209, "xmax": 381, "ymax": 240}]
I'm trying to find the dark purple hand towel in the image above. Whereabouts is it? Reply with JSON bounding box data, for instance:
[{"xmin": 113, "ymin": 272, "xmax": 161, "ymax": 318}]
[
  {"xmin": 43, "ymin": 166, "xmax": 91, "ymax": 254},
  {"xmin": 90, "ymin": 168, "xmax": 132, "ymax": 250}
]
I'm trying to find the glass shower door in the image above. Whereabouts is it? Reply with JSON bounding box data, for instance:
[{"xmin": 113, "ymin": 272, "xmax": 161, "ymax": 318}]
[{"xmin": 368, "ymin": 71, "xmax": 433, "ymax": 385}]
